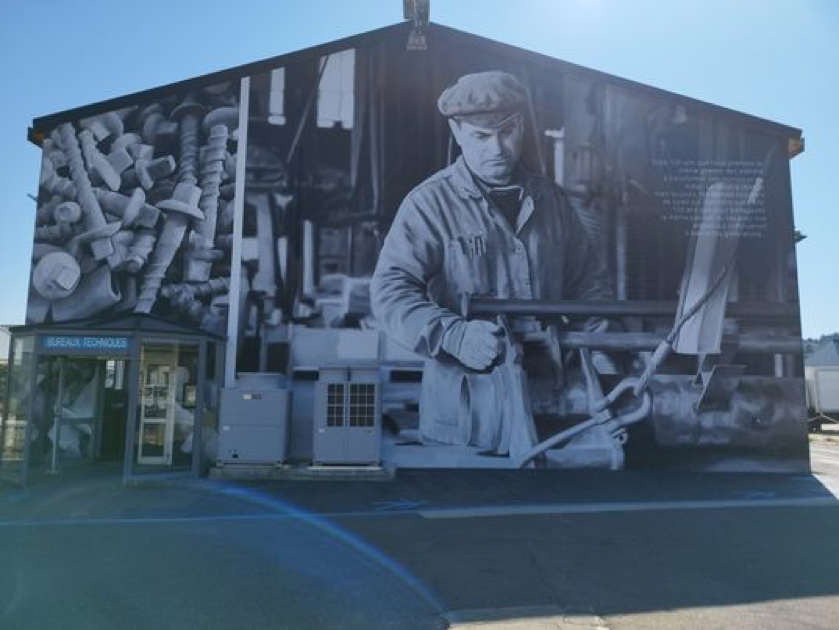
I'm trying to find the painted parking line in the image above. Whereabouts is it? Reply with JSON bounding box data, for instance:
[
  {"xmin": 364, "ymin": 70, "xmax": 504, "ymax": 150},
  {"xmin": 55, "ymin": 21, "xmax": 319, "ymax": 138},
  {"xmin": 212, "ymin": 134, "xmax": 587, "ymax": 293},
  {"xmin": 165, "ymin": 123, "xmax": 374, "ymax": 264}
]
[
  {"xmin": 811, "ymin": 454, "xmax": 839, "ymax": 461},
  {"xmin": 810, "ymin": 452, "xmax": 839, "ymax": 466},
  {"xmin": 2, "ymin": 492, "xmax": 837, "ymax": 528},
  {"xmin": 812, "ymin": 459, "xmax": 839, "ymax": 468},
  {"xmin": 445, "ymin": 605, "xmax": 608, "ymax": 630},
  {"xmin": 418, "ymin": 496, "xmax": 838, "ymax": 520},
  {"xmin": 0, "ymin": 509, "xmax": 414, "ymax": 529},
  {"xmin": 810, "ymin": 446, "xmax": 839, "ymax": 454}
]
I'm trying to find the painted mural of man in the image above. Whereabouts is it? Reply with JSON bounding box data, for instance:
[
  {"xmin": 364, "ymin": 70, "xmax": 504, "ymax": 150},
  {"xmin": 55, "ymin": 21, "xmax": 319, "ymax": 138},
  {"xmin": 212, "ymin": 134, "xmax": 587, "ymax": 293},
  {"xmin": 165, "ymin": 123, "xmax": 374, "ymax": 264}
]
[{"xmin": 371, "ymin": 71, "xmax": 611, "ymax": 449}]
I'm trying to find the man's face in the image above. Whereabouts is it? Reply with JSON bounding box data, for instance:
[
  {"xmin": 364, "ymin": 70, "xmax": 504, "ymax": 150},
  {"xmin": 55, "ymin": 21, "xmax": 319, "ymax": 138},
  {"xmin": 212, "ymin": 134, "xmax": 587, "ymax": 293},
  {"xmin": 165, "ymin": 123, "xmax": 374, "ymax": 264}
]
[{"xmin": 449, "ymin": 113, "xmax": 524, "ymax": 185}]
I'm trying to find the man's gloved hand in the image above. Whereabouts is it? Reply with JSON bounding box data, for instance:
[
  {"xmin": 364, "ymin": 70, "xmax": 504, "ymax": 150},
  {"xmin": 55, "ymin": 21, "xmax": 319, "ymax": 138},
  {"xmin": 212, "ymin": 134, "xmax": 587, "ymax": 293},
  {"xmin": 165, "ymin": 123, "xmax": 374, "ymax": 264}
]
[{"xmin": 442, "ymin": 320, "xmax": 505, "ymax": 371}]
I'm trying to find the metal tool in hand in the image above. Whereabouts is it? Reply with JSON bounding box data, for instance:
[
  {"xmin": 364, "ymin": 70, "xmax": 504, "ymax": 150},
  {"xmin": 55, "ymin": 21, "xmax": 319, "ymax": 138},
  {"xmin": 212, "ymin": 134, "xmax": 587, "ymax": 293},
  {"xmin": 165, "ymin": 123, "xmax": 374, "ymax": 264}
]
[{"xmin": 515, "ymin": 260, "xmax": 733, "ymax": 468}]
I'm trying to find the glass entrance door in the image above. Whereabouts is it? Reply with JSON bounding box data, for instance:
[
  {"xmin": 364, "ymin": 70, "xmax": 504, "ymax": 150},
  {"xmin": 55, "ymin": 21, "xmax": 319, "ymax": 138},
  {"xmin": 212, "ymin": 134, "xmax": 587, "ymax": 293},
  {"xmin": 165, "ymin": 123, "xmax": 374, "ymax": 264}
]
[
  {"xmin": 138, "ymin": 347, "xmax": 178, "ymax": 465},
  {"xmin": 129, "ymin": 340, "xmax": 201, "ymax": 477},
  {"xmin": 0, "ymin": 336, "xmax": 35, "ymax": 485},
  {"xmin": 48, "ymin": 357, "xmax": 102, "ymax": 472},
  {"xmin": 26, "ymin": 356, "xmax": 124, "ymax": 475}
]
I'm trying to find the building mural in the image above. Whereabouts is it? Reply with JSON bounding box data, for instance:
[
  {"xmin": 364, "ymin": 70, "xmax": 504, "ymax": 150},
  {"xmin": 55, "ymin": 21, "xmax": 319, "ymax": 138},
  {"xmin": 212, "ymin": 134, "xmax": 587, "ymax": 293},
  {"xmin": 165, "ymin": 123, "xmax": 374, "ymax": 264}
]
[
  {"xmin": 23, "ymin": 23, "xmax": 808, "ymax": 473},
  {"xmin": 29, "ymin": 81, "xmax": 239, "ymax": 335}
]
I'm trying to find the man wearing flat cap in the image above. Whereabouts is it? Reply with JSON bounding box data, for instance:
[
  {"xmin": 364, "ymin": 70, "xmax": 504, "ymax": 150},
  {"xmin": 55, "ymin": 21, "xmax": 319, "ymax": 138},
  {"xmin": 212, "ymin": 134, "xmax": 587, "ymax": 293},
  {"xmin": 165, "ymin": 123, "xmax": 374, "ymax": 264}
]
[{"xmin": 371, "ymin": 70, "xmax": 611, "ymax": 449}]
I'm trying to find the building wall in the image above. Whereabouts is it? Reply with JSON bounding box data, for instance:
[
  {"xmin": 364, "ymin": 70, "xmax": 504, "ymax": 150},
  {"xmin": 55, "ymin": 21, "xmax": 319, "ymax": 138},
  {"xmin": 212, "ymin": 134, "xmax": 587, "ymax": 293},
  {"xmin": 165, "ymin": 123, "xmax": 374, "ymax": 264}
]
[
  {"xmin": 28, "ymin": 26, "xmax": 809, "ymax": 471},
  {"xmin": 30, "ymin": 81, "xmax": 240, "ymax": 336}
]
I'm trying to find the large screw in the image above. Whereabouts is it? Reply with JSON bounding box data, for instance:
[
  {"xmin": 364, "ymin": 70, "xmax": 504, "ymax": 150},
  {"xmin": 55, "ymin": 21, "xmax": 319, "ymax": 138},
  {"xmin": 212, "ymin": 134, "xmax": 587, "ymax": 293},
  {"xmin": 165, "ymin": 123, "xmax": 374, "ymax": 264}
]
[
  {"xmin": 129, "ymin": 144, "xmax": 154, "ymax": 162},
  {"xmin": 121, "ymin": 155, "xmax": 176, "ymax": 190},
  {"xmin": 146, "ymin": 179, "xmax": 177, "ymax": 205},
  {"xmin": 123, "ymin": 229, "xmax": 157, "ymax": 274},
  {"xmin": 184, "ymin": 124, "xmax": 228, "ymax": 282},
  {"xmin": 171, "ymin": 93, "xmax": 205, "ymax": 185},
  {"xmin": 134, "ymin": 183, "xmax": 203, "ymax": 313},
  {"xmin": 139, "ymin": 104, "xmax": 177, "ymax": 146},
  {"xmin": 106, "ymin": 147, "xmax": 134, "ymax": 175},
  {"xmin": 202, "ymin": 106, "xmax": 239, "ymax": 133},
  {"xmin": 53, "ymin": 200, "xmax": 82, "ymax": 224},
  {"xmin": 80, "ymin": 112, "xmax": 124, "ymax": 142},
  {"xmin": 32, "ymin": 242, "xmax": 63, "ymax": 261},
  {"xmin": 39, "ymin": 158, "xmax": 76, "ymax": 198},
  {"xmin": 35, "ymin": 201, "xmax": 81, "ymax": 243},
  {"xmin": 219, "ymin": 183, "xmax": 236, "ymax": 199},
  {"xmin": 217, "ymin": 199, "xmax": 234, "ymax": 233},
  {"xmin": 117, "ymin": 275, "xmax": 138, "ymax": 311},
  {"xmin": 215, "ymin": 234, "xmax": 233, "ymax": 251},
  {"xmin": 35, "ymin": 196, "xmax": 63, "ymax": 225},
  {"xmin": 223, "ymin": 151, "xmax": 236, "ymax": 181},
  {"xmin": 105, "ymin": 229, "xmax": 135, "ymax": 270},
  {"xmin": 43, "ymin": 138, "xmax": 68, "ymax": 169},
  {"xmin": 78, "ymin": 129, "xmax": 121, "ymax": 191},
  {"xmin": 111, "ymin": 133, "xmax": 154, "ymax": 162},
  {"xmin": 161, "ymin": 277, "xmax": 229, "ymax": 300},
  {"xmin": 94, "ymin": 188, "xmax": 160, "ymax": 228},
  {"xmin": 111, "ymin": 132, "xmax": 143, "ymax": 153},
  {"xmin": 34, "ymin": 221, "xmax": 78, "ymax": 244},
  {"xmin": 59, "ymin": 122, "xmax": 121, "ymax": 261},
  {"xmin": 51, "ymin": 264, "xmax": 121, "ymax": 322},
  {"xmin": 134, "ymin": 94, "xmax": 206, "ymax": 313},
  {"xmin": 170, "ymin": 291, "xmax": 226, "ymax": 334}
]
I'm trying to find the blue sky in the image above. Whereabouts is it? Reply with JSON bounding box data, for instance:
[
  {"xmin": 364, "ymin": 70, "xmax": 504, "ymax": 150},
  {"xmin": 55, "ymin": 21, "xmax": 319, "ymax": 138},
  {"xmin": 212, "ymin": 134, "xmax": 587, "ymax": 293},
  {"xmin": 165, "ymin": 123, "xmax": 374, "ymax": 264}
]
[{"xmin": 1, "ymin": 0, "xmax": 835, "ymax": 337}]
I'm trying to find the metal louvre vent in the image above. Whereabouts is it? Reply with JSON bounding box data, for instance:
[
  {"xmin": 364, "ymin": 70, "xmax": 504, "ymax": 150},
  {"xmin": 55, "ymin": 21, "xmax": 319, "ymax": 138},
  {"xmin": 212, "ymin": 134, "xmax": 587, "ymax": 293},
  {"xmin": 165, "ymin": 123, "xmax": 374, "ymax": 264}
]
[
  {"xmin": 327, "ymin": 383, "xmax": 345, "ymax": 427},
  {"xmin": 314, "ymin": 370, "xmax": 380, "ymax": 465},
  {"xmin": 349, "ymin": 383, "xmax": 376, "ymax": 427}
]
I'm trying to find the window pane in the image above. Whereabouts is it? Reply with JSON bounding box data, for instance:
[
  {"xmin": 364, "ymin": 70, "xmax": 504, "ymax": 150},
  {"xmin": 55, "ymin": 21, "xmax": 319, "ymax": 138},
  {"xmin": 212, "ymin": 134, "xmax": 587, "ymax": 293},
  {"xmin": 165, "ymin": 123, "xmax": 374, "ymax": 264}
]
[
  {"xmin": 317, "ymin": 49, "xmax": 354, "ymax": 129},
  {"xmin": 0, "ymin": 336, "xmax": 34, "ymax": 477}
]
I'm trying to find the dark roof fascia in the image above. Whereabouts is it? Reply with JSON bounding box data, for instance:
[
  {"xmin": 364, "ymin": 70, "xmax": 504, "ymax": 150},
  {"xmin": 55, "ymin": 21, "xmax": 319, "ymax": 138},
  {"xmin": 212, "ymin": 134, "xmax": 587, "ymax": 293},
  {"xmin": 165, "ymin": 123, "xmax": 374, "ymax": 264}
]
[
  {"xmin": 9, "ymin": 312, "xmax": 225, "ymax": 341},
  {"xmin": 29, "ymin": 20, "xmax": 801, "ymax": 143}
]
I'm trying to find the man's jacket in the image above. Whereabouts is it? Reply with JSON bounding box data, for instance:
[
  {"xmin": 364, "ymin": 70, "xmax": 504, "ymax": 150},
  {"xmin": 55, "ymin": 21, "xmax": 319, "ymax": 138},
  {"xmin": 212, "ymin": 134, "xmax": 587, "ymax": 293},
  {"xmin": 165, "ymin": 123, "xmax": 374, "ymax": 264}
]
[{"xmin": 371, "ymin": 156, "xmax": 612, "ymax": 446}]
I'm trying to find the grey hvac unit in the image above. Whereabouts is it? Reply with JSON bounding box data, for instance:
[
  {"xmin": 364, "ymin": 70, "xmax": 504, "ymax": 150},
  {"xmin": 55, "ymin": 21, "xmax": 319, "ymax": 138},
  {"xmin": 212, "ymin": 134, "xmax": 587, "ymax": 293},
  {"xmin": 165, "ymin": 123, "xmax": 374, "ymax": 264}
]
[
  {"xmin": 218, "ymin": 375, "xmax": 290, "ymax": 465},
  {"xmin": 313, "ymin": 366, "xmax": 381, "ymax": 465}
]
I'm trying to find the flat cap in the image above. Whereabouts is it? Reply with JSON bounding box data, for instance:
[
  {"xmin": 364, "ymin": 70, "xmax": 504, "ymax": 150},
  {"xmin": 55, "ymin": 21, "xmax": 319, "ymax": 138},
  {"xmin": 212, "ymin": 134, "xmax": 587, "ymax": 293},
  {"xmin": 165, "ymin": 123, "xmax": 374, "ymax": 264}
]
[{"xmin": 438, "ymin": 71, "xmax": 526, "ymax": 123}]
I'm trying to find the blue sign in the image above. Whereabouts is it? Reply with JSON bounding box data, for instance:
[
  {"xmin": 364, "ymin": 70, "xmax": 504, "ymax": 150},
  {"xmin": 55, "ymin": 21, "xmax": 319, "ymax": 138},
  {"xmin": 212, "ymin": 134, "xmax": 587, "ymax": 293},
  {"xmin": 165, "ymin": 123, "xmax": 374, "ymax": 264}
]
[{"xmin": 40, "ymin": 335, "xmax": 132, "ymax": 356}]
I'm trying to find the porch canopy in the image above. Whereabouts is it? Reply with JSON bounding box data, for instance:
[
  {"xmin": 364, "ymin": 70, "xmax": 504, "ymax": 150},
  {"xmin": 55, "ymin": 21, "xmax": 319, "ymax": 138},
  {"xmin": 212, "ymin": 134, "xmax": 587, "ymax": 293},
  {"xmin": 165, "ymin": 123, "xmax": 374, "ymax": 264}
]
[{"xmin": 1, "ymin": 312, "xmax": 225, "ymax": 485}]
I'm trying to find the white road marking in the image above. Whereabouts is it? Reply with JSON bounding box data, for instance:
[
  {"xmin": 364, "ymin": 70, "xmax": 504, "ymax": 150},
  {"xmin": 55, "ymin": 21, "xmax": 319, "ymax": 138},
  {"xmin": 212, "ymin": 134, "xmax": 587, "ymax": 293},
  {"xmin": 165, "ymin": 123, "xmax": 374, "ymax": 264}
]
[
  {"xmin": 419, "ymin": 496, "xmax": 837, "ymax": 520},
  {"xmin": 810, "ymin": 452, "xmax": 839, "ymax": 466},
  {"xmin": 810, "ymin": 446, "xmax": 839, "ymax": 455},
  {"xmin": 445, "ymin": 605, "xmax": 608, "ymax": 630},
  {"xmin": 0, "ymin": 509, "xmax": 409, "ymax": 528}
]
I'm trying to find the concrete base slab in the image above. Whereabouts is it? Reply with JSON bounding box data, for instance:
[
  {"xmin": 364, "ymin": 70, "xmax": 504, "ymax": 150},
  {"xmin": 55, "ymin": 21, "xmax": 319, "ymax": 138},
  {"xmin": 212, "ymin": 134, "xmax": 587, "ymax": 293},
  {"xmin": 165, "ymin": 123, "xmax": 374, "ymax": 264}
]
[{"xmin": 209, "ymin": 463, "xmax": 395, "ymax": 481}]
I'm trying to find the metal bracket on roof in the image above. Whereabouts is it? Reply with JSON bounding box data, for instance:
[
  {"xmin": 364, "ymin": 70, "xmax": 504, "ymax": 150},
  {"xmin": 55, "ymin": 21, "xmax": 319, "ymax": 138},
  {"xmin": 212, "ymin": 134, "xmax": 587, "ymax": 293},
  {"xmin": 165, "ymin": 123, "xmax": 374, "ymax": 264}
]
[{"xmin": 404, "ymin": 0, "xmax": 430, "ymax": 51}]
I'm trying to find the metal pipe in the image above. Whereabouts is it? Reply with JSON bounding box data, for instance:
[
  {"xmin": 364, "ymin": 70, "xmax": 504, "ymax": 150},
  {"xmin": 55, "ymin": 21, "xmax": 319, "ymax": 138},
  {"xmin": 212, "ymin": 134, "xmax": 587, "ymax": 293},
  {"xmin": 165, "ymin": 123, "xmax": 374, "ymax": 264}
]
[
  {"xmin": 463, "ymin": 296, "xmax": 798, "ymax": 320},
  {"xmin": 516, "ymin": 391, "xmax": 652, "ymax": 468},
  {"xmin": 554, "ymin": 331, "xmax": 801, "ymax": 354}
]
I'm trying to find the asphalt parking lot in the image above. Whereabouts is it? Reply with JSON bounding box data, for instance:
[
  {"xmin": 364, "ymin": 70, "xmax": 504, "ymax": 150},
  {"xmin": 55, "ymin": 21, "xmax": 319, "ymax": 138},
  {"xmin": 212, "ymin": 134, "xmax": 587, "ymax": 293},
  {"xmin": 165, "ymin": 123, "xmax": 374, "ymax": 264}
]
[{"xmin": 0, "ymin": 440, "xmax": 837, "ymax": 629}]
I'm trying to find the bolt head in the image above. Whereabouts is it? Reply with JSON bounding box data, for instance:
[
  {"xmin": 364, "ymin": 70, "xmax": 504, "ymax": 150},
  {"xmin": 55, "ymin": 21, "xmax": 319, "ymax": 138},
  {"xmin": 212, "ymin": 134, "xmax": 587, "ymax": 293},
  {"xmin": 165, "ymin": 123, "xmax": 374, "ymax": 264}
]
[
  {"xmin": 158, "ymin": 183, "xmax": 204, "ymax": 220},
  {"xmin": 32, "ymin": 252, "xmax": 81, "ymax": 301},
  {"xmin": 54, "ymin": 201, "xmax": 81, "ymax": 224},
  {"xmin": 171, "ymin": 94, "xmax": 206, "ymax": 121},
  {"xmin": 184, "ymin": 259, "xmax": 212, "ymax": 283},
  {"xmin": 122, "ymin": 188, "xmax": 146, "ymax": 227}
]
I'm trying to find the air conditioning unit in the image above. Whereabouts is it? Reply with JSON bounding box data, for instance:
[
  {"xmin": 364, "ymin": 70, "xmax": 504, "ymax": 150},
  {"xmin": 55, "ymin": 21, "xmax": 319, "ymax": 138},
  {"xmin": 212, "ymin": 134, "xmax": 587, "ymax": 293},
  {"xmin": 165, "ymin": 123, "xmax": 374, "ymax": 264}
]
[
  {"xmin": 218, "ymin": 374, "xmax": 289, "ymax": 465},
  {"xmin": 313, "ymin": 365, "xmax": 381, "ymax": 465}
]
